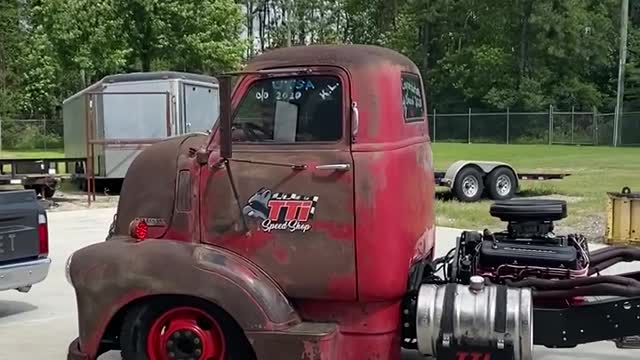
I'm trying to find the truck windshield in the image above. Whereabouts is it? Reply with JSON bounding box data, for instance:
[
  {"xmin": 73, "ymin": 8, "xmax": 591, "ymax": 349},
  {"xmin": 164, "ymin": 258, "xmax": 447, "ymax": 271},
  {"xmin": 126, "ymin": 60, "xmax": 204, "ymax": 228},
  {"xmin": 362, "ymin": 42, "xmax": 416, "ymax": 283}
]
[{"xmin": 232, "ymin": 75, "xmax": 343, "ymax": 143}]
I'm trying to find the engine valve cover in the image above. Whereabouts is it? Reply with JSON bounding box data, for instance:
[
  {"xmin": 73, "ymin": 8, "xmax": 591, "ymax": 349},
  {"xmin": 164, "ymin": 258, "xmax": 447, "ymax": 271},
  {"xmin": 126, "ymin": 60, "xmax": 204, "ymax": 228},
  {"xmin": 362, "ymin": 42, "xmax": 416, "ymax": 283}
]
[{"xmin": 479, "ymin": 240, "xmax": 578, "ymax": 269}]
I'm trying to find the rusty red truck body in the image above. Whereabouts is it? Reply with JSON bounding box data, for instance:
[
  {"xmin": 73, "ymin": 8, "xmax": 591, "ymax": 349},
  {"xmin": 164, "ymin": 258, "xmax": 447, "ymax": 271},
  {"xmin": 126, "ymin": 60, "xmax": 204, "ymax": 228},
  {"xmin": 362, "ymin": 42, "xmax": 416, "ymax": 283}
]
[
  {"xmin": 67, "ymin": 45, "xmax": 435, "ymax": 360},
  {"xmin": 66, "ymin": 45, "xmax": 640, "ymax": 360}
]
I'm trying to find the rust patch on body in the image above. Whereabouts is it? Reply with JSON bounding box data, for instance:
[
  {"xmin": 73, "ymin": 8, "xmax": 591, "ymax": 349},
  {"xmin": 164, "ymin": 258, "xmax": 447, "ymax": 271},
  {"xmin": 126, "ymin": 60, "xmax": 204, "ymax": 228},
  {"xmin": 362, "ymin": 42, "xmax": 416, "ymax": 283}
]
[
  {"xmin": 246, "ymin": 322, "xmax": 338, "ymax": 360},
  {"xmin": 273, "ymin": 245, "xmax": 289, "ymax": 264},
  {"xmin": 251, "ymin": 230, "xmax": 356, "ymax": 299},
  {"xmin": 113, "ymin": 133, "xmax": 207, "ymax": 240},
  {"xmin": 69, "ymin": 238, "xmax": 299, "ymax": 358}
]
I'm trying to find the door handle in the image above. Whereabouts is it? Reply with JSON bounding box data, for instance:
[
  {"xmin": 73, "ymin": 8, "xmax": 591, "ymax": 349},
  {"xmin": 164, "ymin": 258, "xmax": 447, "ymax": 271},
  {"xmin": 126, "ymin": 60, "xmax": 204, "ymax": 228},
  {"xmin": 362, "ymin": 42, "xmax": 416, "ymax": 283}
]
[{"xmin": 315, "ymin": 163, "xmax": 351, "ymax": 171}]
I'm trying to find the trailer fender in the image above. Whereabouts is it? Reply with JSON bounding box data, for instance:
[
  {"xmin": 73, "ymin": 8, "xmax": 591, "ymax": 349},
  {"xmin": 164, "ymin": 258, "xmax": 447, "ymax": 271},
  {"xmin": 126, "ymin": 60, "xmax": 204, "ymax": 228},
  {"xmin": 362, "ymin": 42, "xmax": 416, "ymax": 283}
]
[
  {"xmin": 68, "ymin": 238, "xmax": 299, "ymax": 359},
  {"xmin": 443, "ymin": 160, "xmax": 519, "ymax": 189}
]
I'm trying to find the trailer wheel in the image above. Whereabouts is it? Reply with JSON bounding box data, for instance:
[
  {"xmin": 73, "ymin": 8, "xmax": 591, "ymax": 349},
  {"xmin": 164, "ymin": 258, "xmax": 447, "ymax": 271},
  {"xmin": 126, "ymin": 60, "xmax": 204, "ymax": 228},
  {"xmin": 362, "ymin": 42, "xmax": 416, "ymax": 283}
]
[
  {"xmin": 453, "ymin": 167, "xmax": 484, "ymax": 202},
  {"xmin": 120, "ymin": 298, "xmax": 253, "ymax": 360},
  {"xmin": 486, "ymin": 167, "xmax": 516, "ymax": 200},
  {"xmin": 43, "ymin": 186, "xmax": 56, "ymax": 199}
]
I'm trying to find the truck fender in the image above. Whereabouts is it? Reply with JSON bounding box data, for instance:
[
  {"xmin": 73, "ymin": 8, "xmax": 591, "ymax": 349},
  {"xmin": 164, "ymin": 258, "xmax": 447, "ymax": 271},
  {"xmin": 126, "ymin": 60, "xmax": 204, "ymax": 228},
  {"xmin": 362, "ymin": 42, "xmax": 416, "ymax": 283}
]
[
  {"xmin": 443, "ymin": 160, "xmax": 519, "ymax": 189},
  {"xmin": 68, "ymin": 238, "xmax": 299, "ymax": 358}
]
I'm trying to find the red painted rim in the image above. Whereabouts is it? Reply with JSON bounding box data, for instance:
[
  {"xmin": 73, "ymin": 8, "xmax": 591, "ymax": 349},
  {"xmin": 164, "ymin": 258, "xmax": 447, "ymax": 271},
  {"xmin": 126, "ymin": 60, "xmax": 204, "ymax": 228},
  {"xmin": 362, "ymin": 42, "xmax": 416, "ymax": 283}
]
[{"xmin": 146, "ymin": 306, "xmax": 226, "ymax": 360}]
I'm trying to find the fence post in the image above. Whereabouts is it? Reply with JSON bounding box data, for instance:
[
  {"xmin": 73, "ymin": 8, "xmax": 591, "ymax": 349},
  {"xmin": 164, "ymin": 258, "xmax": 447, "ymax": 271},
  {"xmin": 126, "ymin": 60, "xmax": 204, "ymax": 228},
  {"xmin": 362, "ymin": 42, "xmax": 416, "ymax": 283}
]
[
  {"xmin": 616, "ymin": 113, "xmax": 624, "ymax": 146},
  {"xmin": 571, "ymin": 105, "xmax": 575, "ymax": 145},
  {"xmin": 592, "ymin": 106, "xmax": 598, "ymax": 145},
  {"xmin": 619, "ymin": 113, "xmax": 624, "ymax": 146},
  {"xmin": 43, "ymin": 118, "xmax": 47, "ymax": 151},
  {"xmin": 506, "ymin": 107, "xmax": 510, "ymax": 144},
  {"xmin": 433, "ymin": 107, "xmax": 437, "ymax": 142},
  {"xmin": 468, "ymin": 107, "xmax": 472, "ymax": 144},
  {"xmin": 549, "ymin": 104, "xmax": 554, "ymax": 145}
]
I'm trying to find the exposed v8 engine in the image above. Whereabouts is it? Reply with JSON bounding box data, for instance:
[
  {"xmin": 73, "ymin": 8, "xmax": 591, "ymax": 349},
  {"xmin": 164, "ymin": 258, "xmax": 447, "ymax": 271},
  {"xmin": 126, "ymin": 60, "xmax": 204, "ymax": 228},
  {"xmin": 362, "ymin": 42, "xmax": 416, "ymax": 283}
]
[{"xmin": 448, "ymin": 199, "xmax": 590, "ymax": 285}]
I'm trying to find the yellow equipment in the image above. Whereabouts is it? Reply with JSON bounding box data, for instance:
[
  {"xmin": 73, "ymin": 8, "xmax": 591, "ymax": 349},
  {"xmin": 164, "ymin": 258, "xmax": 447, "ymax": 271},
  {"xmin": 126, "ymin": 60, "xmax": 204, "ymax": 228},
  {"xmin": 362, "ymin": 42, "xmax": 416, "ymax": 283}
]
[{"xmin": 606, "ymin": 187, "xmax": 640, "ymax": 245}]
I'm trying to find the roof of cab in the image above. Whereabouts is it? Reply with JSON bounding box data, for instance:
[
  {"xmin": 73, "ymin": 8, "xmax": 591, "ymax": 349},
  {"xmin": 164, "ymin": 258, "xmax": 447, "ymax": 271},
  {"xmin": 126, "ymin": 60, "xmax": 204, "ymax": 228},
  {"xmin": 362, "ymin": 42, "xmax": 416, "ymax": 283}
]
[{"xmin": 244, "ymin": 44, "xmax": 420, "ymax": 73}]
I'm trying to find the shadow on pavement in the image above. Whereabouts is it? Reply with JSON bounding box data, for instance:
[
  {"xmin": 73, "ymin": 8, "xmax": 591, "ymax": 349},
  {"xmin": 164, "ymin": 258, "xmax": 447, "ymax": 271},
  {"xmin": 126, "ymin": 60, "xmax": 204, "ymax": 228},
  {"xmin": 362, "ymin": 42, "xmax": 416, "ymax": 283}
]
[{"xmin": 0, "ymin": 300, "xmax": 38, "ymax": 320}]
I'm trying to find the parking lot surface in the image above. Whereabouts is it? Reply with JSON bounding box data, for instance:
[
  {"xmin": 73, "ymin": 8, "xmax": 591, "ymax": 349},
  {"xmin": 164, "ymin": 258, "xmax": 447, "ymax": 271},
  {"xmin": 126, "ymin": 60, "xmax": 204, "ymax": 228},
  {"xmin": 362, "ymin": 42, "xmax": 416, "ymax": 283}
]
[{"xmin": 0, "ymin": 208, "xmax": 638, "ymax": 359}]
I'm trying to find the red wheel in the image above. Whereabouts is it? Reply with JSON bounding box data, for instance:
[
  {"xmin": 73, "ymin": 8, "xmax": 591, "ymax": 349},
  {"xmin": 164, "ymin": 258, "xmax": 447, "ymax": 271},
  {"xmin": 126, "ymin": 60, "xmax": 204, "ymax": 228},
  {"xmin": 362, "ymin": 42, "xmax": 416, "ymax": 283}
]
[
  {"xmin": 120, "ymin": 299, "xmax": 254, "ymax": 360},
  {"xmin": 146, "ymin": 307, "xmax": 226, "ymax": 360}
]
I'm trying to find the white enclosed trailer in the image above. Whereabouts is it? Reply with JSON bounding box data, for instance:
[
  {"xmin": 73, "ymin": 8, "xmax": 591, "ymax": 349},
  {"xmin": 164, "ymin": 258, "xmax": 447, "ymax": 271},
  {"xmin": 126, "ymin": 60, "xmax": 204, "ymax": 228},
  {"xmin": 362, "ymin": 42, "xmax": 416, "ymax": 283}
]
[{"xmin": 63, "ymin": 71, "xmax": 219, "ymax": 183}]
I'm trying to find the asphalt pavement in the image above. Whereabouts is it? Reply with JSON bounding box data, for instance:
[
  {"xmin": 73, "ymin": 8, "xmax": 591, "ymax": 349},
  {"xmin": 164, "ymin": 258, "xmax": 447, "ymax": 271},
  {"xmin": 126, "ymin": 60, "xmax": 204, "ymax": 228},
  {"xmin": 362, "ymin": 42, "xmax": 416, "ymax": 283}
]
[{"xmin": 0, "ymin": 208, "xmax": 638, "ymax": 359}]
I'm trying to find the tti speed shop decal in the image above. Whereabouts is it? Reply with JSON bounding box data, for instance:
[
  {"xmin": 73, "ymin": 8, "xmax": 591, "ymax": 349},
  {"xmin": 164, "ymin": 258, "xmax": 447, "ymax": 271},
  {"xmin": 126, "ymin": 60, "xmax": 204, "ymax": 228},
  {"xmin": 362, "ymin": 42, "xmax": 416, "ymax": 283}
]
[{"xmin": 242, "ymin": 187, "xmax": 318, "ymax": 233}]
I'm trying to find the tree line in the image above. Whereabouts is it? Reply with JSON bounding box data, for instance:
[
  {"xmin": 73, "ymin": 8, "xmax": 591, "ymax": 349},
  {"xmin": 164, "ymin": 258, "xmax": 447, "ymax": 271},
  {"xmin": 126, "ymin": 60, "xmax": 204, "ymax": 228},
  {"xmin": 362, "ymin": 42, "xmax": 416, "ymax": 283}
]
[{"xmin": 1, "ymin": 0, "xmax": 639, "ymax": 149}]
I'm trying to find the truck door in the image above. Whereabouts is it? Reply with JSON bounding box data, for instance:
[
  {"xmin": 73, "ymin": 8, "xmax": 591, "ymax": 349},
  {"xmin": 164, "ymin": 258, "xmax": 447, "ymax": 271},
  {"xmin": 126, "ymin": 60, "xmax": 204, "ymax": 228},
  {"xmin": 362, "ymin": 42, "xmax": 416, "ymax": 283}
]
[{"xmin": 199, "ymin": 70, "xmax": 357, "ymax": 300}]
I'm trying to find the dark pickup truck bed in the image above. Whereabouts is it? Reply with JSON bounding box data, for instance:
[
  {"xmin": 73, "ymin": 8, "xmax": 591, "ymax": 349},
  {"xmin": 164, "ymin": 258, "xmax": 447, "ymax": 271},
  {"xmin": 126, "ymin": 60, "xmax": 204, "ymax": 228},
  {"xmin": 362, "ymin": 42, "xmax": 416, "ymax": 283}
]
[{"xmin": 0, "ymin": 190, "xmax": 50, "ymax": 293}]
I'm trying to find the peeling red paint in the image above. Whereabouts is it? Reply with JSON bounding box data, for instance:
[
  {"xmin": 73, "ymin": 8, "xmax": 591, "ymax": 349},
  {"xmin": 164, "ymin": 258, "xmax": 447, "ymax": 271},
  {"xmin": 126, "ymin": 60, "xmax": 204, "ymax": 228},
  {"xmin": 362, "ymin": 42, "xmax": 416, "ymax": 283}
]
[
  {"xmin": 338, "ymin": 331, "xmax": 402, "ymax": 360},
  {"xmin": 353, "ymin": 142, "xmax": 434, "ymax": 301},
  {"xmin": 221, "ymin": 230, "xmax": 274, "ymax": 257},
  {"xmin": 296, "ymin": 300, "xmax": 402, "ymax": 334},
  {"xmin": 274, "ymin": 246, "xmax": 289, "ymax": 264},
  {"xmin": 312, "ymin": 221, "xmax": 353, "ymax": 242},
  {"xmin": 327, "ymin": 274, "xmax": 355, "ymax": 297}
]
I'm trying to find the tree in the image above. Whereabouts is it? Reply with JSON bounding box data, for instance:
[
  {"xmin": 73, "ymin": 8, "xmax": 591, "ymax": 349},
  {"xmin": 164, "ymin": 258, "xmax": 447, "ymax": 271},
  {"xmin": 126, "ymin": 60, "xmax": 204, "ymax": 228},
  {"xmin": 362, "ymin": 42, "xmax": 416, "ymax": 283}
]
[
  {"xmin": 114, "ymin": 0, "xmax": 246, "ymax": 73},
  {"xmin": 0, "ymin": 0, "xmax": 24, "ymax": 116},
  {"xmin": 1, "ymin": 0, "xmax": 247, "ymax": 150},
  {"xmin": 2, "ymin": 0, "xmax": 639, "ymax": 146}
]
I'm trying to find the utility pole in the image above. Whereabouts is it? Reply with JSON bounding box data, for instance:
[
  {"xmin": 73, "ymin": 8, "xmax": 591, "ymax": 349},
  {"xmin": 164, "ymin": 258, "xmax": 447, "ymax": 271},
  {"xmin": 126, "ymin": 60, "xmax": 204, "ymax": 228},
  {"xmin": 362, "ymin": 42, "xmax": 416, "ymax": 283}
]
[{"xmin": 613, "ymin": 0, "xmax": 629, "ymax": 147}]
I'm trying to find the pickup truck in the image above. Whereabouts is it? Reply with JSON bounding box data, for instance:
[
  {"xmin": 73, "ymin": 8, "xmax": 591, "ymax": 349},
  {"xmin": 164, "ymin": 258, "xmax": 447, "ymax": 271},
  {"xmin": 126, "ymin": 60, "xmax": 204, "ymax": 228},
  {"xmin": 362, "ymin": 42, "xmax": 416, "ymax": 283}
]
[{"xmin": 0, "ymin": 190, "xmax": 51, "ymax": 293}]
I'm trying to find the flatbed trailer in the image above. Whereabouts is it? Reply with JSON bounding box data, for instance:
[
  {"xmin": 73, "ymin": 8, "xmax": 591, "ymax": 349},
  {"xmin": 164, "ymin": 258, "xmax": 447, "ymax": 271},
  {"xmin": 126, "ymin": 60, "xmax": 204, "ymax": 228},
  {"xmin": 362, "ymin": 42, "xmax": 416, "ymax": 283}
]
[
  {"xmin": 0, "ymin": 157, "xmax": 86, "ymax": 198},
  {"xmin": 435, "ymin": 160, "xmax": 571, "ymax": 202}
]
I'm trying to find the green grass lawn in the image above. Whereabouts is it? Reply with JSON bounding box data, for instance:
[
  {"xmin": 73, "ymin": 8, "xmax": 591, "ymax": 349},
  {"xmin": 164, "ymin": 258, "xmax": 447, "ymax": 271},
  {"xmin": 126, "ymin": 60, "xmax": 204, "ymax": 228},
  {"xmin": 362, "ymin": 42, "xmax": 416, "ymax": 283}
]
[
  {"xmin": 0, "ymin": 149, "xmax": 64, "ymax": 159},
  {"xmin": 432, "ymin": 143, "xmax": 640, "ymax": 240}
]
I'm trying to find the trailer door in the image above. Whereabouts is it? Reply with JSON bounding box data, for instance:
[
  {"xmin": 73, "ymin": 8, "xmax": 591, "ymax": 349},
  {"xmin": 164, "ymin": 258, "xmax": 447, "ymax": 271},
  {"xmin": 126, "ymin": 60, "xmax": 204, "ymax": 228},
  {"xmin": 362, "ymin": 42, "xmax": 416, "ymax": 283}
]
[{"xmin": 182, "ymin": 83, "xmax": 219, "ymax": 133}]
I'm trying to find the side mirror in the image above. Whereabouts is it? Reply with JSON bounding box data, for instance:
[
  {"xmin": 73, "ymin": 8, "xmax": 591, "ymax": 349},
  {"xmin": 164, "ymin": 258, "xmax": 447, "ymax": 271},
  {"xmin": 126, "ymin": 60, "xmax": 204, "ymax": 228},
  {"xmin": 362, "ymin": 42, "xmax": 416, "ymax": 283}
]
[{"xmin": 218, "ymin": 75, "xmax": 233, "ymax": 159}]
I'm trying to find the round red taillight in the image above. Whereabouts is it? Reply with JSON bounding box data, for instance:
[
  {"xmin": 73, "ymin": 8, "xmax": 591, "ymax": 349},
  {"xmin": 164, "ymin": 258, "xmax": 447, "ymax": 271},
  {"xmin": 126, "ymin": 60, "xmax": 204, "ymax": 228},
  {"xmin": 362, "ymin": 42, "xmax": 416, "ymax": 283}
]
[{"xmin": 129, "ymin": 218, "xmax": 148, "ymax": 240}]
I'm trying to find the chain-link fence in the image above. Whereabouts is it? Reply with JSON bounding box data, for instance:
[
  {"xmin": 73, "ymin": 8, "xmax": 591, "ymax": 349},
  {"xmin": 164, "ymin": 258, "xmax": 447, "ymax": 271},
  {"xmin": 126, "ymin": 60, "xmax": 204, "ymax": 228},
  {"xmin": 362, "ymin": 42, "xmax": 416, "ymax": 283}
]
[
  {"xmin": 2, "ymin": 110, "xmax": 640, "ymax": 154},
  {"xmin": 429, "ymin": 108, "xmax": 640, "ymax": 146},
  {"xmin": 0, "ymin": 118, "xmax": 62, "ymax": 155}
]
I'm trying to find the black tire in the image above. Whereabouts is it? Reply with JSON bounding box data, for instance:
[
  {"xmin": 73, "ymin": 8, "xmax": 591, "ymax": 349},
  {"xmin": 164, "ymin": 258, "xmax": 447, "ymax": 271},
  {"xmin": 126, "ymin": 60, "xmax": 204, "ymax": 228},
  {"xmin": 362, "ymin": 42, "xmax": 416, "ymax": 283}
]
[
  {"xmin": 120, "ymin": 298, "xmax": 254, "ymax": 360},
  {"xmin": 43, "ymin": 186, "xmax": 55, "ymax": 199},
  {"xmin": 485, "ymin": 167, "xmax": 517, "ymax": 201},
  {"xmin": 452, "ymin": 166, "xmax": 484, "ymax": 202}
]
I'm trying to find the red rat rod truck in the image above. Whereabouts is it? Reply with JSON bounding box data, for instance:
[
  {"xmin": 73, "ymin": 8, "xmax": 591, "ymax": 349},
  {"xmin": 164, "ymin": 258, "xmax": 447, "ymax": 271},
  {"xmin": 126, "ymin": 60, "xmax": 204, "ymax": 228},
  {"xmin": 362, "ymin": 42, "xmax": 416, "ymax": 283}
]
[{"xmin": 66, "ymin": 45, "xmax": 640, "ymax": 360}]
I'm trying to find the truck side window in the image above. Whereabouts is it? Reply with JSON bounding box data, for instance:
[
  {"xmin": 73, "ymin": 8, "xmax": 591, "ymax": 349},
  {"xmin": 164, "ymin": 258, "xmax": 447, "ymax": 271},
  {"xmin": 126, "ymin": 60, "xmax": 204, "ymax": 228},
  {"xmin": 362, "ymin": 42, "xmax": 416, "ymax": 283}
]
[
  {"xmin": 232, "ymin": 76, "xmax": 343, "ymax": 143},
  {"xmin": 401, "ymin": 73, "xmax": 425, "ymax": 122}
]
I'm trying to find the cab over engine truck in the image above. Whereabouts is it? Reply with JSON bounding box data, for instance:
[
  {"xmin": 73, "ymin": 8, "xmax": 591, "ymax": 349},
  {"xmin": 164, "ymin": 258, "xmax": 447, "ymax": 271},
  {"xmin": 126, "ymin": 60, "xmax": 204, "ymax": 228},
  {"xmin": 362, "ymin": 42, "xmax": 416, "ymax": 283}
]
[{"xmin": 65, "ymin": 45, "xmax": 640, "ymax": 360}]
